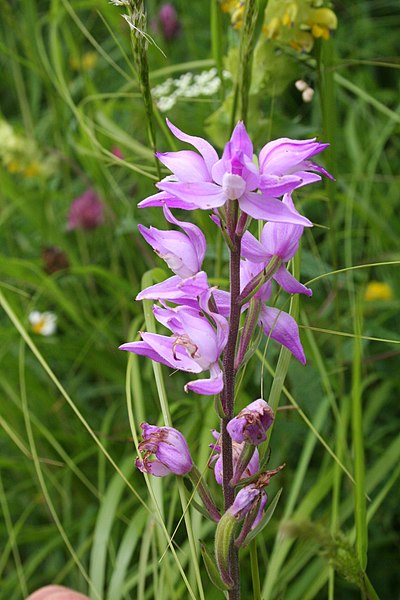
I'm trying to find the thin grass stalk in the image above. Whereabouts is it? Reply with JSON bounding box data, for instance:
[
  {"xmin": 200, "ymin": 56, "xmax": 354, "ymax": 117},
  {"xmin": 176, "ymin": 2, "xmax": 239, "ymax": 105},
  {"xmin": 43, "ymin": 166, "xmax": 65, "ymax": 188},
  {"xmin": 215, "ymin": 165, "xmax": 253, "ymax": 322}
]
[
  {"xmin": 210, "ymin": 0, "xmax": 226, "ymax": 102},
  {"xmin": 238, "ymin": 0, "xmax": 258, "ymax": 123},
  {"xmin": 17, "ymin": 340, "xmax": 101, "ymax": 599},
  {"xmin": 125, "ymin": 347, "xmax": 178, "ymax": 600},
  {"xmin": 329, "ymin": 392, "xmax": 351, "ymax": 600},
  {"xmin": 351, "ymin": 301, "xmax": 368, "ymax": 570},
  {"xmin": 0, "ymin": 474, "xmax": 28, "ymax": 597},
  {"xmin": 0, "ymin": 291, "xmax": 147, "ymax": 507},
  {"xmin": 127, "ymin": 1, "xmax": 161, "ymax": 179}
]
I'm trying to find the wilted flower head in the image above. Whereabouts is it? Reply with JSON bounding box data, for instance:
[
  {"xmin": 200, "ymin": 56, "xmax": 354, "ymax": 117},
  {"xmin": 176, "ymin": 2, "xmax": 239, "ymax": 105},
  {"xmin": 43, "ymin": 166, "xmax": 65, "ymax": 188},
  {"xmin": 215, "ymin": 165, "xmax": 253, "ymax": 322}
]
[
  {"xmin": 135, "ymin": 422, "xmax": 193, "ymax": 476},
  {"xmin": 67, "ymin": 189, "xmax": 105, "ymax": 231},
  {"xmin": 228, "ymin": 484, "xmax": 267, "ymax": 521},
  {"xmin": 29, "ymin": 311, "xmax": 57, "ymax": 336},
  {"xmin": 26, "ymin": 585, "xmax": 89, "ymax": 600},
  {"xmin": 41, "ymin": 246, "xmax": 69, "ymax": 274},
  {"xmin": 227, "ymin": 399, "xmax": 274, "ymax": 445}
]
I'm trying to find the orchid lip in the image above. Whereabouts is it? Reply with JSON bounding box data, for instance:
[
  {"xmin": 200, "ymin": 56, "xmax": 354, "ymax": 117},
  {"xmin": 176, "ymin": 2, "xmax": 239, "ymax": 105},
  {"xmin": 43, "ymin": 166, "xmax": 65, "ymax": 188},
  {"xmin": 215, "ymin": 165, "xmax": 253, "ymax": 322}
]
[{"xmin": 222, "ymin": 173, "xmax": 246, "ymax": 200}]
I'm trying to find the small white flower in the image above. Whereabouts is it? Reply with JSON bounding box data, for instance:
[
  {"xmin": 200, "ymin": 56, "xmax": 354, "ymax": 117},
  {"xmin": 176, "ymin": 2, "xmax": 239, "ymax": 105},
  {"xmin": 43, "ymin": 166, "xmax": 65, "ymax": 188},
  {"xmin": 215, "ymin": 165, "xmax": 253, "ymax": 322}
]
[
  {"xmin": 29, "ymin": 311, "xmax": 57, "ymax": 336},
  {"xmin": 157, "ymin": 96, "xmax": 177, "ymax": 112},
  {"xmin": 152, "ymin": 79, "xmax": 174, "ymax": 98},
  {"xmin": 302, "ymin": 87, "xmax": 314, "ymax": 102}
]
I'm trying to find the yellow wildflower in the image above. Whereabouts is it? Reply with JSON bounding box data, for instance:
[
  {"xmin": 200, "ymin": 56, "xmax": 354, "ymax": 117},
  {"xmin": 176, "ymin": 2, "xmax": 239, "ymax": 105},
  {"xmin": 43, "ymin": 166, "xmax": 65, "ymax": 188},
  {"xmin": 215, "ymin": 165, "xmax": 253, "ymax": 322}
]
[
  {"xmin": 262, "ymin": 0, "xmax": 337, "ymax": 52},
  {"xmin": 70, "ymin": 51, "xmax": 97, "ymax": 71},
  {"xmin": 364, "ymin": 281, "xmax": 393, "ymax": 302}
]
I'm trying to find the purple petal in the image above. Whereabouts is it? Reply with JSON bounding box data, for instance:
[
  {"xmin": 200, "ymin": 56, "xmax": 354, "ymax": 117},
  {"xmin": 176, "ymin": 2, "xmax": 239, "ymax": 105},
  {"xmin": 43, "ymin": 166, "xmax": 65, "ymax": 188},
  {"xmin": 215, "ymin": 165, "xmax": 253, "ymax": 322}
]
[
  {"xmin": 136, "ymin": 272, "xmax": 210, "ymax": 302},
  {"xmin": 166, "ymin": 119, "xmax": 219, "ymax": 175},
  {"xmin": 230, "ymin": 121, "xmax": 253, "ymax": 158},
  {"xmin": 178, "ymin": 308, "xmax": 220, "ymax": 364},
  {"xmin": 136, "ymin": 458, "xmax": 172, "ymax": 476},
  {"xmin": 241, "ymin": 230, "xmax": 270, "ymax": 263},
  {"xmin": 163, "ymin": 206, "xmax": 206, "ymax": 267},
  {"xmin": 185, "ymin": 364, "xmax": 224, "ymax": 395},
  {"xmin": 260, "ymin": 225, "xmax": 303, "ymax": 263},
  {"xmin": 304, "ymin": 161, "xmax": 334, "ymax": 180},
  {"xmin": 119, "ymin": 340, "xmax": 175, "ymax": 368},
  {"xmin": 252, "ymin": 492, "xmax": 268, "ymax": 529},
  {"xmin": 259, "ymin": 306, "xmax": 306, "ymax": 364},
  {"xmin": 140, "ymin": 332, "xmax": 203, "ymax": 372},
  {"xmin": 156, "ymin": 150, "xmax": 211, "ymax": 182},
  {"xmin": 259, "ymin": 173, "xmax": 305, "ymax": 196},
  {"xmin": 212, "ymin": 289, "xmax": 231, "ymax": 317},
  {"xmin": 138, "ymin": 190, "xmax": 198, "ymax": 210},
  {"xmin": 273, "ymin": 265, "xmax": 312, "ymax": 297},
  {"xmin": 157, "ymin": 181, "xmax": 227, "ymax": 210},
  {"xmin": 239, "ymin": 192, "xmax": 312, "ymax": 226},
  {"xmin": 259, "ymin": 138, "xmax": 329, "ymax": 174},
  {"xmin": 152, "ymin": 305, "xmax": 185, "ymax": 335},
  {"xmin": 138, "ymin": 225, "xmax": 201, "ymax": 278},
  {"xmin": 197, "ymin": 289, "xmax": 229, "ymax": 353}
]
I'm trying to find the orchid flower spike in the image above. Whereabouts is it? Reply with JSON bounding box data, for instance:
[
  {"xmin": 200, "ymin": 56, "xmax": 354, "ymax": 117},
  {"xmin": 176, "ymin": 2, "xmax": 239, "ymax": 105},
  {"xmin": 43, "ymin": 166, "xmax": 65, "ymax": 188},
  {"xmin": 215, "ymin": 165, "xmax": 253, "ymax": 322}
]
[{"xmin": 135, "ymin": 422, "xmax": 193, "ymax": 476}]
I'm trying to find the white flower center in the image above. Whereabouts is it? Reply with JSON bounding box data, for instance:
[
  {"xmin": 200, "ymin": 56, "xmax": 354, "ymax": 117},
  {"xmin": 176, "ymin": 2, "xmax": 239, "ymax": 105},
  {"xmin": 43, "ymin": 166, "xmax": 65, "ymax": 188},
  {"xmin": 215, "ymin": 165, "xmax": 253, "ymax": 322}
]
[{"xmin": 222, "ymin": 173, "xmax": 246, "ymax": 200}]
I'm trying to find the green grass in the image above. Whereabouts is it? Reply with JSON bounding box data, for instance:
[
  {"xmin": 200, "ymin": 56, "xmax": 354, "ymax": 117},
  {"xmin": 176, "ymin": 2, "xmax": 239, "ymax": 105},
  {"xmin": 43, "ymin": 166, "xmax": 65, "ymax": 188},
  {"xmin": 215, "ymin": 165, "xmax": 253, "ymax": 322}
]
[{"xmin": 1, "ymin": 1, "xmax": 400, "ymax": 598}]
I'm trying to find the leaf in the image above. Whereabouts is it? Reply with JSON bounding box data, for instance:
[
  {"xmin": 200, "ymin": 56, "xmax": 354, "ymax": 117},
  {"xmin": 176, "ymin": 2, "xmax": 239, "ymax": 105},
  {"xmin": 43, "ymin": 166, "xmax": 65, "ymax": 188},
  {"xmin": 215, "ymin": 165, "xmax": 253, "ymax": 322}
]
[{"xmin": 243, "ymin": 488, "xmax": 283, "ymax": 546}]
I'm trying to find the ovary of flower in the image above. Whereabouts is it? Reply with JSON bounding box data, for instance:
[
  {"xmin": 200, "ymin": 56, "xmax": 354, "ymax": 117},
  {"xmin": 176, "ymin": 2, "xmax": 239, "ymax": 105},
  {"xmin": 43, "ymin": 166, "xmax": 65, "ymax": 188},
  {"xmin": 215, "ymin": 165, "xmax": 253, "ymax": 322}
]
[{"xmin": 29, "ymin": 311, "xmax": 57, "ymax": 336}]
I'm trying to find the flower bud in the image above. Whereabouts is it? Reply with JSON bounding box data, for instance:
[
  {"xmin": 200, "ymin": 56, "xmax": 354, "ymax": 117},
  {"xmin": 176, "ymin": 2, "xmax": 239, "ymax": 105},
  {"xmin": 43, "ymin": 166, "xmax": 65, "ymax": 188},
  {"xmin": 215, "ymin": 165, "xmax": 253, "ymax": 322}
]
[
  {"xmin": 227, "ymin": 399, "xmax": 274, "ymax": 446},
  {"xmin": 136, "ymin": 423, "xmax": 193, "ymax": 477}
]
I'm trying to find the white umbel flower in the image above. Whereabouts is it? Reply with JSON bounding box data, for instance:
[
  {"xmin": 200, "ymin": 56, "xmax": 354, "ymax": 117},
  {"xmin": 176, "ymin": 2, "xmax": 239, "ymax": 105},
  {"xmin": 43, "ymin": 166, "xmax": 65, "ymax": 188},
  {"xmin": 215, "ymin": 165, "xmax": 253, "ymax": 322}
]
[{"xmin": 29, "ymin": 311, "xmax": 57, "ymax": 336}]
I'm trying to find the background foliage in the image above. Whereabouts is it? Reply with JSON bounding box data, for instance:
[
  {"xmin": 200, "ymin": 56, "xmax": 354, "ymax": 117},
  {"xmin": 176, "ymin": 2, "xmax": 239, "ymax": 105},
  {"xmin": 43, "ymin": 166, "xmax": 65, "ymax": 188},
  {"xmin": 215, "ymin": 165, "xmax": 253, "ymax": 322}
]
[{"xmin": 1, "ymin": 1, "xmax": 400, "ymax": 598}]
